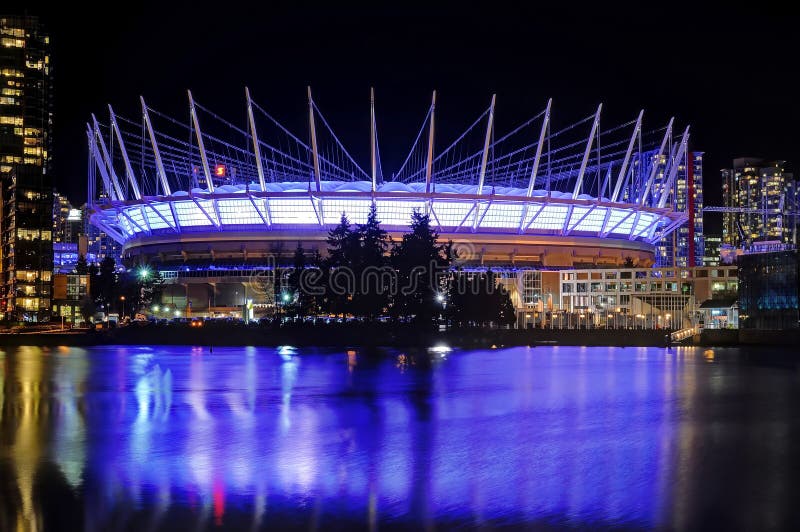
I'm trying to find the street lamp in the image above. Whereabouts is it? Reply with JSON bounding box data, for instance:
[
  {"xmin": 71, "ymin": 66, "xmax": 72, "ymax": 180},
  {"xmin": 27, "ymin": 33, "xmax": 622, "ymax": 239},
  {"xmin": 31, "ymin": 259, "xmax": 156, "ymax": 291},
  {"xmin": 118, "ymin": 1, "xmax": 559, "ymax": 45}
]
[
  {"xmin": 138, "ymin": 266, "xmax": 151, "ymax": 281},
  {"xmin": 280, "ymin": 292, "xmax": 290, "ymax": 321},
  {"xmin": 120, "ymin": 295, "xmax": 126, "ymax": 318}
]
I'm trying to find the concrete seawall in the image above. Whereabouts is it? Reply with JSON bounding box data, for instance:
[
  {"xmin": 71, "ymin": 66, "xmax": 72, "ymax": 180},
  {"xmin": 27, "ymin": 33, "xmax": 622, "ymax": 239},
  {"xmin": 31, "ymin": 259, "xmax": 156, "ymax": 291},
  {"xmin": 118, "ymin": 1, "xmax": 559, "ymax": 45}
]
[{"xmin": 1, "ymin": 326, "xmax": 673, "ymax": 348}]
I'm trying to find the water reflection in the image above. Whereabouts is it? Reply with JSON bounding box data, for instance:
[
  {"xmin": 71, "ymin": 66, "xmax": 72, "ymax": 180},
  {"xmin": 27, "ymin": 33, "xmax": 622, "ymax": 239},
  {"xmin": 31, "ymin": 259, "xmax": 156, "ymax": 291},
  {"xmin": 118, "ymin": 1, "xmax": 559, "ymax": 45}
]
[{"xmin": 0, "ymin": 345, "xmax": 798, "ymax": 530}]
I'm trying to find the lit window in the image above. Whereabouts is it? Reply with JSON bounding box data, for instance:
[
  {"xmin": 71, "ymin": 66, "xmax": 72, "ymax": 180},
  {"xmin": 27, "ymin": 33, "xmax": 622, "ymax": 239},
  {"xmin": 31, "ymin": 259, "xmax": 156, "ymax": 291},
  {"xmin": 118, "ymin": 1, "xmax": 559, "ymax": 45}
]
[{"xmin": 1, "ymin": 37, "xmax": 24, "ymax": 48}]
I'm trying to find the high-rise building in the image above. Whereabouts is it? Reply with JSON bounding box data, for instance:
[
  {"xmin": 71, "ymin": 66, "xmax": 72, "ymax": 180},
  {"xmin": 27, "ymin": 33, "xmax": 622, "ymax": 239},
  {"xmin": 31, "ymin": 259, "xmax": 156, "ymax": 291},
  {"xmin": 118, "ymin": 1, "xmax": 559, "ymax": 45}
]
[
  {"xmin": 650, "ymin": 150, "xmax": 704, "ymax": 268},
  {"xmin": 721, "ymin": 158, "xmax": 796, "ymax": 247},
  {"xmin": 53, "ymin": 190, "xmax": 70, "ymax": 242},
  {"xmin": 0, "ymin": 15, "xmax": 53, "ymax": 321},
  {"xmin": 1, "ymin": 164, "xmax": 53, "ymax": 320},
  {"xmin": 53, "ymin": 191, "xmax": 88, "ymax": 273},
  {"xmin": 53, "ymin": 191, "xmax": 83, "ymax": 244},
  {"xmin": 85, "ymin": 217, "xmax": 122, "ymax": 266}
]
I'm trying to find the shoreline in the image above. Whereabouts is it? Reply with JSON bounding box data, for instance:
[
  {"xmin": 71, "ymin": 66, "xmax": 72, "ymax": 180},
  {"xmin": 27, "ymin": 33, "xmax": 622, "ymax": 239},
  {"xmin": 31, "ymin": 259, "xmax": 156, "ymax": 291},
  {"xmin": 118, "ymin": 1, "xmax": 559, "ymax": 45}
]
[{"xmin": 1, "ymin": 325, "xmax": 795, "ymax": 348}]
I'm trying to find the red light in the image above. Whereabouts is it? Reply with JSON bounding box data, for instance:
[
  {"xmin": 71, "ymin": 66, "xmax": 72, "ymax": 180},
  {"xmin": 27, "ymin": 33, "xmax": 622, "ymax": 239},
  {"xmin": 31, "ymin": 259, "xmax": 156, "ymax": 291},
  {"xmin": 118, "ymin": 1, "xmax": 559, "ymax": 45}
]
[{"xmin": 215, "ymin": 164, "xmax": 226, "ymax": 177}]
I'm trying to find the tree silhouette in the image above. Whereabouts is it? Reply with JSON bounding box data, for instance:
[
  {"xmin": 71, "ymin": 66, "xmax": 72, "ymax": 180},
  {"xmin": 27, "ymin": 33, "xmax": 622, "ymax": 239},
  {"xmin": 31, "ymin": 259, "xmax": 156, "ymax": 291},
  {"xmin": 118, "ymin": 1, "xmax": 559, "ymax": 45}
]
[
  {"xmin": 352, "ymin": 203, "xmax": 391, "ymax": 319},
  {"xmin": 323, "ymin": 213, "xmax": 359, "ymax": 315},
  {"xmin": 391, "ymin": 210, "xmax": 453, "ymax": 327},
  {"xmin": 448, "ymin": 270, "xmax": 517, "ymax": 327},
  {"xmin": 75, "ymin": 254, "xmax": 88, "ymax": 275}
]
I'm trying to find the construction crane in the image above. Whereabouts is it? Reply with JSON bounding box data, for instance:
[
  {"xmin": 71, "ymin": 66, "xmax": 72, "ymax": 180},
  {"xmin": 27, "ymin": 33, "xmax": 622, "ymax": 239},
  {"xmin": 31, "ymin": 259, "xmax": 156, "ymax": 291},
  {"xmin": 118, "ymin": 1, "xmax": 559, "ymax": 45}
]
[{"xmin": 703, "ymin": 204, "xmax": 799, "ymax": 247}]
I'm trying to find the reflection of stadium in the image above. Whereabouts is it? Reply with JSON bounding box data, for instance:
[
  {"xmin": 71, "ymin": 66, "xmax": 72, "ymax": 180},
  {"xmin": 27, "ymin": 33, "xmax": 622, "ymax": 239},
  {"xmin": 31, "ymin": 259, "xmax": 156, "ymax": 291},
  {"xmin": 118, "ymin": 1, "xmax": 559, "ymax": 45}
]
[{"xmin": 87, "ymin": 89, "xmax": 692, "ymax": 316}]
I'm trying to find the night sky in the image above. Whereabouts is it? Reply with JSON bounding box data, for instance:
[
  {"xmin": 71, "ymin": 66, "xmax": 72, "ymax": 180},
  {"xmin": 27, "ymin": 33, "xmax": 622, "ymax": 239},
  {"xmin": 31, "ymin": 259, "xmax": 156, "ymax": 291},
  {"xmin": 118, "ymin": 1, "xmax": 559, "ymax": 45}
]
[{"xmin": 10, "ymin": 3, "xmax": 800, "ymax": 234}]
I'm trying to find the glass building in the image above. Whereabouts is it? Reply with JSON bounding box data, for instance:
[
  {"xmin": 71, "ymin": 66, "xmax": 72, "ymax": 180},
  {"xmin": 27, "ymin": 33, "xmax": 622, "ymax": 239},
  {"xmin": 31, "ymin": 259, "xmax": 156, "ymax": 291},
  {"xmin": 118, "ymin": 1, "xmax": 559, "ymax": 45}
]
[
  {"xmin": 649, "ymin": 150, "xmax": 704, "ymax": 267},
  {"xmin": 0, "ymin": 15, "xmax": 52, "ymax": 321},
  {"xmin": 738, "ymin": 248, "xmax": 798, "ymax": 330}
]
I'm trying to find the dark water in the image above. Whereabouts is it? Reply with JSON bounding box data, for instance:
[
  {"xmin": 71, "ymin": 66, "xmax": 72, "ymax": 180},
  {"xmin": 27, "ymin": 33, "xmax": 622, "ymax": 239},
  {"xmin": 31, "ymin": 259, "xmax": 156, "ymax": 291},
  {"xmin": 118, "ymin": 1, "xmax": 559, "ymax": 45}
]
[{"xmin": 1, "ymin": 345, "xmax": 799, "ymax": 531}]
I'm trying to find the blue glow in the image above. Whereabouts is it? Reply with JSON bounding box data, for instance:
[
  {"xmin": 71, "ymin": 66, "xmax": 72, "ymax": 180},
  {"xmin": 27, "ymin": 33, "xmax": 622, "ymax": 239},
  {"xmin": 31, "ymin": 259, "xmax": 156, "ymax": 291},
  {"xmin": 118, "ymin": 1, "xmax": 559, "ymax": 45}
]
[
  {"xmin": 0, "ymin": 345, "xmax": 739, "ymax": 528},
  {"xmin": 91, "ymin": 180, "xmax": 678, "ymax": 245}
]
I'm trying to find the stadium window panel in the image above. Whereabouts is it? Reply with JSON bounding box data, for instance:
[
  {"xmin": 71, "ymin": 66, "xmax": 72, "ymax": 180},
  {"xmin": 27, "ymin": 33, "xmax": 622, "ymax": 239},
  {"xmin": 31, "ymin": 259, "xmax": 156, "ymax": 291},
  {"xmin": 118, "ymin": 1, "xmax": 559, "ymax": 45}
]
[
  {"xmin": 174, "ymin": 202, "xmax": 212, "ymax": 227},
  {"xmin": 142, "ymin": 204, "xmax": 174, "ymax": 230},
  {"xmin": 270, "ymin": 199, "xmax": 318, "ymax": 225},
  {"xmin": 127, "ymin": 207, "xmax": 146, "ymax": 231},
  {"xmin": 432, "ymin": 201, "xmax": 474, "ymax": 227},
  {"xmin": 531, "ymin": 205, "xmax": 568, "ymax": 230},
  {"xmin": 480, "ymin": 203, "xmax": 523, "ymax": 228},
  {"xmin": 324, "ymin": 199, "xmax": 371, "ymax": 225},
  {"xmin": 218, "ymin": 199, "xmax": 261, "ymax": 225}
]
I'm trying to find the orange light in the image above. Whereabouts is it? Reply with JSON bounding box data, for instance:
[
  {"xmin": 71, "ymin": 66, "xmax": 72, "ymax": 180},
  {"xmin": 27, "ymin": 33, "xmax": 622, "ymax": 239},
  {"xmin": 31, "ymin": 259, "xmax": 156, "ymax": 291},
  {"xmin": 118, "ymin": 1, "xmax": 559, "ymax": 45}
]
[{"xmin": 215, "ymin": 164, "xmax": 226, "ymax": 177}]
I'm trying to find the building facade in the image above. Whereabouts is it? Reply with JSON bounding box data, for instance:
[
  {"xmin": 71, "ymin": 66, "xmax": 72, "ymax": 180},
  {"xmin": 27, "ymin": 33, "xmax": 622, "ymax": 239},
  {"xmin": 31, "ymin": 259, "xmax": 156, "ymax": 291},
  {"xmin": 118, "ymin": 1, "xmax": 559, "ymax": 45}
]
[
  {"xmin": 738, "ymin": 246, "xmax": 798, "ymax": 330},
  {"xmin": 85, "ymin": 217, "xmax": 122, "ymax": 266},
  {"xmin": 53, "ymin": 191, "xmax": 82, "ymax": 245},
  {"xmin": 0, "ymin": 15, "xmax": 52, "ymax": 321},
  {"xmin": 1, "ymin": 164, "xmax": 53, "ymax": 320},
  {"xmin": 703, "ymin": 235, "xmax": 721, "ymax": 266},
  {"xmin": 722, "ymin": 158, "xmax": 796, "ymax": 247},
  {"xmin": 520, "ymin": 265, "xmax": 738, "ymax": 330},
  {"xmin": 653, "ymin": 151, "xmax": 704, "ymax": 268},
  {"xmin": 52, "ymin": 272, "xmax": 90, "ymax": 325}
]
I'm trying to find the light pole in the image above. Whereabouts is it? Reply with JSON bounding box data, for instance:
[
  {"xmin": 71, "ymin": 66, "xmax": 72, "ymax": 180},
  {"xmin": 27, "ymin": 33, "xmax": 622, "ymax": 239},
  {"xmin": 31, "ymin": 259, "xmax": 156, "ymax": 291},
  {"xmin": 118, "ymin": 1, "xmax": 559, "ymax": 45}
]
[
  {"xmin": 120, "ymin": 295, "xmax": 126, "ymax": 318},
  {"xmin": 281, "ymin": 292, "xmax": 290, "ymax": 322}
]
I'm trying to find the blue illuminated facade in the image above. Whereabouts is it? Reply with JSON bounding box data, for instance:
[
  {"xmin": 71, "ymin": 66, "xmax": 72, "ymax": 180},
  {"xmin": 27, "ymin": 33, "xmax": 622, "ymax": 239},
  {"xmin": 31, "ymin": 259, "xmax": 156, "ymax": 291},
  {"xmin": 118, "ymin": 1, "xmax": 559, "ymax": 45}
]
[
  {"xmin": 85, "ymin": 91, "xmax": 695, "ymax": 314},
  {"xmin": 738, "ymin": 248, "xmax": 799, "ymax": 329},
  {"xmin": 87, "ymin": 92, "xmax": 690, "ymax": 261}
]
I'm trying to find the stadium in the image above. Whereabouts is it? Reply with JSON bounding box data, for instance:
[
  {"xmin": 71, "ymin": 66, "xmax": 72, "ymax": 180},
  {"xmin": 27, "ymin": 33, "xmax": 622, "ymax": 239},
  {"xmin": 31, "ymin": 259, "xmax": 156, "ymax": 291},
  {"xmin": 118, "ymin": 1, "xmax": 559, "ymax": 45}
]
[{"xmin": 87, "ymin": 88, "xmax": 691, "ymax": 317}]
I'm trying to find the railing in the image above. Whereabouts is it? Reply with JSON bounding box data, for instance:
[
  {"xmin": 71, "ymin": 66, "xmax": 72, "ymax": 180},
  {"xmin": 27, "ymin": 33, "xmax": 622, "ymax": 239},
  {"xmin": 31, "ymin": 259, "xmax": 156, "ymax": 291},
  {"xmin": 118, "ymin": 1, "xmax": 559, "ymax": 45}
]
[{"xmin": 670, "ymin": 326, "xmax": 698, "ymax": 343}]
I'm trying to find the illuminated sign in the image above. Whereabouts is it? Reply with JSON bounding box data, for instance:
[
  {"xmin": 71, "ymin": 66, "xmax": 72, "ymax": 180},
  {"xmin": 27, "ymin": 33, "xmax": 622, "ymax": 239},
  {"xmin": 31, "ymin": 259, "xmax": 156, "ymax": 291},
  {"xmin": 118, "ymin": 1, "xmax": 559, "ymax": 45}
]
[{"xmin": 215, "ymin": 164, "xmax": 226, "ymax": 177}]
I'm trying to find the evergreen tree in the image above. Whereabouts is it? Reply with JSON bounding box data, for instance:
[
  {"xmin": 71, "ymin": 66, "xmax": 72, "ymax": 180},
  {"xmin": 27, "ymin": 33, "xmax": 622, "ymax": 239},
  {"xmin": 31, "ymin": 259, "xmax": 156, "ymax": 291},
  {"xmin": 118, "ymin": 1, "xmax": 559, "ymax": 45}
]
[
  {"xmin": 325, "ymin": 213, "xmax": 356, "ymax": 267},
  {"xmin": 448, "ymin": 270, "xmax": 517, "ymax": 327},
  {"xmin": 92, "ymin": 257, "xmax": 117, "ymax": 311},
  {"xmin": 75, "ymin": 254, "xmax": 88, "ymax": 275},
  {"xmin": 286, "ymin": 245, "xmax": 317, "ymax": 317},
  {"xmin": 88, "ymin": 262, "xmax": 99, "ymax": 304},
  {"xmin": 78, "ymin": 295, "xmax": 96, "ymax": 324},
  {"xmin": 494, "ymin": 283, "xmax": 517, "ymax": 327},
  {"xmin": 323, "ymin": 213, "xmax": 357, "ymax": 315},
  {"xmin": 353, "ymin": 203, "xmax": 391, "ymax": 318},
  {"xmin": 390, "ymin": 210, "xmax": 453, "ymax": 327}
]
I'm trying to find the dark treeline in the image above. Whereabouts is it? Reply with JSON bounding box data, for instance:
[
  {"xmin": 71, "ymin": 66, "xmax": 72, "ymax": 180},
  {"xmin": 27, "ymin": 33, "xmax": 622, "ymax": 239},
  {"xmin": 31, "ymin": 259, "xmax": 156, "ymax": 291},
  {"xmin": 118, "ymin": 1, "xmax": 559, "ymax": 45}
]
[
  {"xmin": 281, "ymin": 205, "xmax": 516, "ymax": 329},
  {"xmin": 76, "ymin": 256, "xmax": 163, "ymax": 323}
]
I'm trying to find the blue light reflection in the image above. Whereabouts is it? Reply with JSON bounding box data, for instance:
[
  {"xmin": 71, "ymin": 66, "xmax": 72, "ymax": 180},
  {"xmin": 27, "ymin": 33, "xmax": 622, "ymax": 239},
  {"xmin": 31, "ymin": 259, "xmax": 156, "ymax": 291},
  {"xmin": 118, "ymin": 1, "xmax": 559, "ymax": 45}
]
[{"xmin": 0, "ymin": 345, "xmax": 795, "ymax": 528}]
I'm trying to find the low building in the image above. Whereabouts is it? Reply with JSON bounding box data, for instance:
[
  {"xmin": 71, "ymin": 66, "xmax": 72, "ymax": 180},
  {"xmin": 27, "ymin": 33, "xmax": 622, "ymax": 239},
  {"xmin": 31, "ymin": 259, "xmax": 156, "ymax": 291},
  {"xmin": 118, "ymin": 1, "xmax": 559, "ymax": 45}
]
[
  {"xmin": 52, "ymin": 273, "xmax": 90, "ymax": 325},
  {"xmin": 698, "ymin": 296, "xmax": 738, "ymax": 329},
  {"xmin": 519, "ymin": 265, "xmax": 738, "ymax": 329},
  {"xmin": 738, "ymin": 246, "xmax": 798, "ymax": 330}
]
